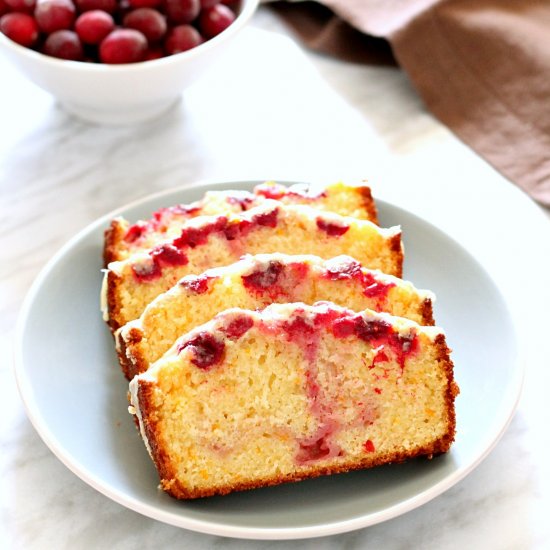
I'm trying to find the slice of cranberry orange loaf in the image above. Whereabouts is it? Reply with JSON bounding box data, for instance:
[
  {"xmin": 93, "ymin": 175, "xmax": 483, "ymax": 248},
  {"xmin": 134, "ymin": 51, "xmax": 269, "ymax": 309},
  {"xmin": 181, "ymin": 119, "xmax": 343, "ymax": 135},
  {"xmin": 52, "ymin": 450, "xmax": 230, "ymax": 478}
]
[
  {"xmin": 102, "ymin": 201, "xmax": 403, "ymax": 332},
  {"xmin": 128, "ymin": 302, "xmax": 458, "ymax": 499},
  {"xmin": 117, "ymin": 254, "xmax": 434, "ymax": 380},
  {"xmin": 104, "ymin": 181, "xmax": 378, "ymax": 265}
]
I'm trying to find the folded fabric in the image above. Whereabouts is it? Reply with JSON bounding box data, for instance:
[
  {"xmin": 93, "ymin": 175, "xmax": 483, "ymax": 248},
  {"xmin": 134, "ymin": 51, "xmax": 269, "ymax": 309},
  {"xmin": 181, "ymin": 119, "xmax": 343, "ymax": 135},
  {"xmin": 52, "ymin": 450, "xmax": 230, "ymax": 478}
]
[{"xmin": 270, "ymin": 0, "xmax": 550, "ymax": 205}]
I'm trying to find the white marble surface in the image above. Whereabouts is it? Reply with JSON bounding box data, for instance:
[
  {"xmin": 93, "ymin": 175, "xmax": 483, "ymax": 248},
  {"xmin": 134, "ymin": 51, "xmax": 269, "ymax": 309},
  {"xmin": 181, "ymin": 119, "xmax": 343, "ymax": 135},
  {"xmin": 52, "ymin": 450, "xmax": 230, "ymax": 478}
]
[{"xmin": 2, "ymin": 6, "xmax": 550, "ymax": 548}]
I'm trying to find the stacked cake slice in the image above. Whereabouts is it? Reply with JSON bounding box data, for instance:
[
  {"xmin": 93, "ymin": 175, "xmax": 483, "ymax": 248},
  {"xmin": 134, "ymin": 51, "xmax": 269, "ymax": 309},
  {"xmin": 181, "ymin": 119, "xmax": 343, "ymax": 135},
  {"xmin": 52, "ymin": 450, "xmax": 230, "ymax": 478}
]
[{"xmin": 101, "ymin": 180, "xmax": 458, "ymax": 499}]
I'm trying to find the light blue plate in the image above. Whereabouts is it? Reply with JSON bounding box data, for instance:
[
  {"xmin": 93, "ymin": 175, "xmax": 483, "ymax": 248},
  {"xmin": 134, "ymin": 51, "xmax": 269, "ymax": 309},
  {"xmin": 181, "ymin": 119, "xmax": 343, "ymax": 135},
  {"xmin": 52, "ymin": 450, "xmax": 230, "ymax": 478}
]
[{"xmin": 14, "ymin": 180, "xmax": 523, "ymax": 539}]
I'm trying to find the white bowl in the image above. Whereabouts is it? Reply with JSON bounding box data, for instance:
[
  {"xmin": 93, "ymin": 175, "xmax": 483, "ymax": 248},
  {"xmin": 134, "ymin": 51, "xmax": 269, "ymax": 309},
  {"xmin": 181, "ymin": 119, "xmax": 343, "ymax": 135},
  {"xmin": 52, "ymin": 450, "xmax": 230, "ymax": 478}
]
[{"xmin": 0, "ymin": 0, "xmax": 258, "ymax": 125}]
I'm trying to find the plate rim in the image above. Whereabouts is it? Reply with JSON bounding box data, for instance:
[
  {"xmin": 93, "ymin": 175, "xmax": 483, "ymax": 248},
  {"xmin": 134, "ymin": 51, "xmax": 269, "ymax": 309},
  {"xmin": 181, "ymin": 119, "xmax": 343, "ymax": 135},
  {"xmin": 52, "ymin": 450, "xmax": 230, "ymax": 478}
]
[{"xmin": 13, "ymin": 179, "xmax": 525, "ymax": 540}]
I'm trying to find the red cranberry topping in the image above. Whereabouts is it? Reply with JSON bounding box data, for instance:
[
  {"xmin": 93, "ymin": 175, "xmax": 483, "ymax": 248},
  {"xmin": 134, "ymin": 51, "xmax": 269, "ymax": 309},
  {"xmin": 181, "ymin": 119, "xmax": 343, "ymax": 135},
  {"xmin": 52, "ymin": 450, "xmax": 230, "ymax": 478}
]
[
  {"xmin": 324, "ymin": 257, "xmax": 362, "ymax": 280},
  {"xmin": 178, "ymin": 331, "xmax": 225, "ymax": 369},
  {"xmin": 198, "ymin": 3, "xmax": 233, "ymax": 38},
  {"xmin": 242, "ymin": 261, "xmax": 283, "ymax": 291},
  {"xmin": 252, "ymin": 207, "xmax": 278, "ymax": 228},
  {"xmin": 163, "ymin": 0, "xmax": 199, "ymax": 25},
  {"xmin": 123, "ymin": 7, "xmax": 166, "ymax": 42},
  {"xmin": 179, "ymin": 274, "xmax": 212, "ymax": 294},
  {"xmin": 123, "ymin": 220, "xmax": 148, "ymax": 243},
  {"xmin": 75, "ymin": 9, "xmax": 113, "ymax": 44},
  {"xmin": 225, "ymin": 191, "xmax": 255, "ymax": 210},
  {"xmin": 0, "ymin": 12, "xmax": 39, "ymax": 46},
  {"xmin": 254, "ymin": 182, "xmax": 328, "ymax": 202},
  {"xmin": 355, "ymin": 318, "xmax": 393, "ymax": 342},
  {"xmin": 331, "ymin": 311, "xmax": 419, "ymax": 370},
  {"xmin": 150, "ymin": 243, "xmax": 188, "ymax": 266},
  {"xmin": 131, "ymin": 259, "xmax": 161, "ymax": 281},
  {"xmin": 173, "ymin": 216, "xmax": 227, "ymax": 248},
  {"xmin": 164, "ymin": 22, "xmax": 201, "ymax": 54},
  {"xmin": 222, "ymin": 314, "xmax": 253, "ymax": 340},
  {"xmin": 43, "ymin": 29, "xmax": 83, "ymax": 59},
  {"xmin": 99, "ymin": 28, "xmax": 147, "ymax": 63},
  {"xmin": 223, "ymin": 219, "xmax": 251, "ymax": 241},
  {"xmin": 316, "ymin": 218, "xmax": 349, "ymax": 237},
  {"xmin": 0, "ymin": 0, "xmax": 9, "ymax": 16},
  {"xmin": 324, "ymin": 258, "xmax": 394, "ymax": 300}
]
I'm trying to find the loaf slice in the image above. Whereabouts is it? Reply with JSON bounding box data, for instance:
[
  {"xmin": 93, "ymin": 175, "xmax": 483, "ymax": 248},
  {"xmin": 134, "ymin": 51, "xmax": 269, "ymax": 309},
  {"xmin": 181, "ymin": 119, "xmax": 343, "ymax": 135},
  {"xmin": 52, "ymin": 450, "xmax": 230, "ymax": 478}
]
[
  {"xmin": 104, "ymin": 181, "xmax": 378, "ymax": 265},
  {"xmin": 118, "ymin": 254, "xmax": 433, "ymax": 380},
  {"xmin": 129, "ymin": 302, "xmax": 458, "ymax": 499},
  {"xmin": 102, "ymin": 201, "xmax": 403, "ymax": 332}
]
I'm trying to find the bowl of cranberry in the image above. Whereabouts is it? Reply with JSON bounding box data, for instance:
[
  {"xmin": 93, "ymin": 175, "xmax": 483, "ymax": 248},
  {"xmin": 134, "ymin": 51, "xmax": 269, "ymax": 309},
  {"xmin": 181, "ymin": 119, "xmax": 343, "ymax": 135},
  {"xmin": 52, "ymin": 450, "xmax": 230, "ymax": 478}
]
[{"xmin": 0, "ymin": 0, "xmax": 258, "ymax": 124}]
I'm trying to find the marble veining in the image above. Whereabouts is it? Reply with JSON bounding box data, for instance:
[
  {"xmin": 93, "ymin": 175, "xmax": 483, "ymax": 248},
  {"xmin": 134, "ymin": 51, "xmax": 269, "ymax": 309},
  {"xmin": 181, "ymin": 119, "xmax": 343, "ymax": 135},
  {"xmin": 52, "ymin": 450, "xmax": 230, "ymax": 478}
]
[{"xmin": 1, "ymin": 6, "xmax": 549, "ymax": 549}]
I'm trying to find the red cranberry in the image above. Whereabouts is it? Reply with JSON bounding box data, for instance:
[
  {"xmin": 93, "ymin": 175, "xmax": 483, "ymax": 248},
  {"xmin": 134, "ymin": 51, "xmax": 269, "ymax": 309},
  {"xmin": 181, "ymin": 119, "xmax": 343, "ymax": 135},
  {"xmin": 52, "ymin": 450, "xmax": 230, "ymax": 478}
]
[
  {"xmin": 178, "ymin": 331, "xmax": 225, "ymax": 369},
  {"xmin": 199, "ymin": 0, "xmax": 219, "ymax": 7},
  {"xmin": 123, "ymin": 7, "xmax": 166, "ymax": 43},
  {"xmin": 99, "ymin": 28, "xmax": 147, "ymax": 63},
  {"xmin": 150, "ymin": 243, "xmax": 188, "ymax": 266},
  {"xmin": 129, "ymin": 0, "xmax": 160, "ymax": 6},
  {"xmin": 198, "ymin": 3, "xmax": 234, "ymax": 38},
  {"xmin": 242, "ymin": 261, "xmax": 283, "ymax": 291},
  {"xmin": 34, "ymin": 0, "xmax": 76, "ymax": 34},
  {"xmin": 252, "ymin": 208, "xmax": 278, "ymax": 228},
  {"xmin": 163, "ymin": 0, "xmax": 199, "ymax": 25},
  {"xmin": 43, "ymin": 29, "xmax": 83, "ymax": 60},
  {"xmin": 355, "ymin": 318, "xmax": 392, "ymax": 342},
  {"xmin": 0, "ymin": 0, "xmax": 9, "ymax": 16},
  {"xmin": 180, "ymin": 274, "xmax": 212, "ymax": 294},
  {"xmin": 75, "ymin": 0, "xmax": 116, "ymax": 13},
  {"xmin": 222, "ymin": 314, "xmax": 253, "ymax": 340},
  {"xmin": 144, "ymin": 44, "xmax": 163, "ymax": 59},
  {"xmin": 5, "ymin": 0, "xmax": 36, "ymax": 12},
  {"xmin": 316, "ymin": 218, "xmax": 350, "ymax": 237},
  {"xmin": 165, "ymin": 24, "xmax": 202, "ymax": 55},
  {"xmin": 75, "ymin": 10, "xmax": 114, "ymax": 44},
  {"xmin": 0, "ymin": 12, "xmax": 39, "ymax": 46}
]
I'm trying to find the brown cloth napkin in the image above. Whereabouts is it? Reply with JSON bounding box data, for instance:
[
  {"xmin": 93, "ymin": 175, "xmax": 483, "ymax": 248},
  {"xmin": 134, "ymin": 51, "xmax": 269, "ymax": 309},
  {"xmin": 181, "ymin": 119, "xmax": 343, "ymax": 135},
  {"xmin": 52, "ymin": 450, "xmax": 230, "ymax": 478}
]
[{"xmin": 270, "ymin": 0, "xmax": 550, "ymax": 206}]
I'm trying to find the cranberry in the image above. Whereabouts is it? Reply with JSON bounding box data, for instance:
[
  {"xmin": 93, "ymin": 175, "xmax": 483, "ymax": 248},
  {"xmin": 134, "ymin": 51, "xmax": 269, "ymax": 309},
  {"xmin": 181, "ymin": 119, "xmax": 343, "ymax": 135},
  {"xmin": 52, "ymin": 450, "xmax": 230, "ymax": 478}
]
[
  {"xmin": 252, "ymin": 208, "xmax": 278, "ymax": 227},
  {"xmin": 123, "ymin": 7, "xmax": 166, "ymax": 43},
  {"xmin": 354, "ymin": 318, "xmax": 392, "ymax": 342},
  {"xmin": 242, "ymin": 261, "xmax": 283, "ymax": 291},
  {"xmin": 144, "ymin": 44, "xmax": 163, "ymax": 59},
  {"xmin": 316, "ymin": 218, "xmax": 350, "ymax": 237},
  {"xmin": 123, "ymin": 220, "xmax": 148, "ymax": 243},
  {"xmin": 99, "ymin": 28, "xmax": 147, "ymax": 63},
  {"xmin": 0, "ymin": 12, "xmax": 39, "ymax": 46},
  {"xmin": 363, "ymin": 439, "xmax": 375, "ymax": 453},
  {"xmin": 178, "ymin": 331, "xmax": 225, "ymax": 369},
  {"xmin": 179, "ymin": 274, "xmax": 212, "ymax": 294},
  {"xmin": 222, "ymin": 314, "xmax": 253, "ymax": 340},
  {"xmin": 163, "ymin": 0, "xmax": 199, "ymax": 25},
  {"xmin": 75, "ymin": 0, "xmax": 116, "ymax": 13},
  {"xmin": 34, "ymin": 0, "xmax": 76, "ymax": 34},
  {"xmin": 5, "ymin": 0, "xmax": 36, "ymax": 12},
  {"xmin": 198, "ymin": 3, "xmax": 234, "ymax": 38},
  {"xmin": 150, "ymin": 243, "xmax": 188, "ymax": 266},
  {"xmin": 43, "ymin": 29, "xmax": 83, "ymax": 59},
  {"xmin": 199, "ymin": 0, "xmax": 218, "ymax": 7},
  {"xmin": 129, "ymin": 0, "xmax": 160, "ymax": 6},
  {"xmin": 0, "ymin": 0, "xmax": 8, "ymax": 16},
  {"xmin": 75, "ymin": 10, "xmax": 114, "ymax": 44},
  {"xmin": 173, "ymin": 216, "xmax": 226, "ymax": 248}
]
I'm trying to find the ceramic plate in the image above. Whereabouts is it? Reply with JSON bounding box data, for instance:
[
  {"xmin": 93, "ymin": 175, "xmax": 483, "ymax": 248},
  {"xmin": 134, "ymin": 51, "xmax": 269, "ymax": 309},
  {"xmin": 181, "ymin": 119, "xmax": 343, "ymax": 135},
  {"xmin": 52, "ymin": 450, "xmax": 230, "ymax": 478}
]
[{"xmin": 14, "ymin": 180, "xmax": 522, "ymax": 540}]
